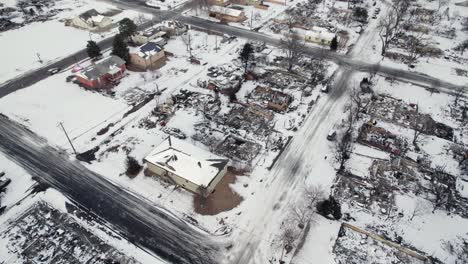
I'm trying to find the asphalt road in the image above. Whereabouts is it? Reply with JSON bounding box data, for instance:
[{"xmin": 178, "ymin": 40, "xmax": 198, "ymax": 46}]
[
  {"xmin": 0, "ymin": 114, "xmax": 219, "ymax": 264},
  {"xmin": 0, "ymin": 0, "xmax": 465, "ymax": 98}
]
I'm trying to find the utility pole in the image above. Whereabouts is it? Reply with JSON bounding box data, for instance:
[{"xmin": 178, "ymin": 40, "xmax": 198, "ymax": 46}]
[
  {"xmin": 36, "ymin": 53, "xmax": 43, "ymax": 64},
  {"xmin": 250, "ymin": 9, "xmax": 253, "ymax": 30},
  {"xmin": 59, "ymin": 122, "xmax": 77, "ymax": 155}
]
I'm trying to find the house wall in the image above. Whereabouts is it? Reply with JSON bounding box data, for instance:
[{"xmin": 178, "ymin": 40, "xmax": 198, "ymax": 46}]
[
  {"xmin": 69, "ymin": 17, "xmax": 92, "ymax": 30},
  {"xmin": 304, "ymin": 35, "xmax": 332, "ymax": 45},
  {"xmin": 210, "ymin": 12, "xmax": 246, "ymax": 22},
  {"xmin": 146, "ymin": 162, "xmax": 200, "ymax": 194},
  {"xmin": 69, "ymin": 17, "xmax": 112, "ymax": 31},
  {"xmin": 130, "ymin": 51, "xmax": 166, "ymax": 70},
  {"xmin": 76, "ymin": 76, "xmax": 100, "ymax": 88},
  {"xmin": 206, "ymin": 165, "xmax": 228, "ymax": 194},
  {"xmin": 146, "ymin": 162, "xmax": 229, "ymax": 196},
  {"xmin": 96, "ymin": 17, "xmax": 112, "ymax": 28},
  {"xmin": 132, "ymin": 35, "xmax": 151, "ymax": 45}
]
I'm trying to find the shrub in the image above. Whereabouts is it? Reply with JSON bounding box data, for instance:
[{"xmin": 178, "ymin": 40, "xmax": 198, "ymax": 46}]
[{"xmin": 126, "ymin": 156, "xmax": 142, "ymax": 177}]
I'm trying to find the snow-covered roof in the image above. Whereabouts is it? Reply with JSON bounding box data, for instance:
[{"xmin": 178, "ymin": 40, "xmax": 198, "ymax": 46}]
[
  {"xmin": 136, "ymin": 42, "xmax": 163, "ymax": 59},
  {"xmin": 305, "ymin": 27, "xmax": 335, "ymax": 42},
  {"xmin": 144, "ymin": 137, "xmax": 229, "ymax": 187},
  {"xmin": 209, "ymin": 6, "xmax": 244, "ymax": 17},
  {"xmin": 76, "ymin": 55, "xmax": 125, "ymax": 80}
]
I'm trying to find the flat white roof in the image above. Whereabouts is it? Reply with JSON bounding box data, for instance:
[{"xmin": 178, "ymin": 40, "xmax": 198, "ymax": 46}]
[
  {"xmin": 209, "ymin": 5, "xmax": 244, "ymax": 17},
  {"xmin": 305, "ymin": 27, "xmax": 335, "ymax": 41},
  {"xmin": 144, "ymin": 137, "xmax": 228, "ymax": 187}
]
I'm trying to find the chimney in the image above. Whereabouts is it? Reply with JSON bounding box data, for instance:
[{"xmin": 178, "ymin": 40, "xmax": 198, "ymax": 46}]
[
  {"xmin": 197, "ymin": 161, "xmax": 201, "ymax": 168},
  {"xmin": 168, "ymin": 136, "xmax": 172, "ymax": 147}
]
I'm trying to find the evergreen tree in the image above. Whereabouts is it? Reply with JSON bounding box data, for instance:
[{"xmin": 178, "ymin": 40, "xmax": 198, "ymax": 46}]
[
  {"xmin": 330, "ymin": 35, "xmax": 338, "ymax": 51},
  {"xmin": 239, "ymin": 42, "xmax": 254, "ymax": 73},
  {"xmin": 86, "ymin": 40, "xmax": 102, "ymax": 59},
  {"xmin": 111, "ymin": 34, "xmax": 130, "ymax": 63},
  {"xmin": 118, "ymin": 18, "xmax": 137, "ymax": 40}
]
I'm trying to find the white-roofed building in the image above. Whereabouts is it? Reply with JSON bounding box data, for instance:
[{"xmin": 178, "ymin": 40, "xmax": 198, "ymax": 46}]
[
  {"xmin": 68, "ymin": 9, "xmax": 113, "ymax": 31},
  {"xmin": 304, "ymin": 27, "xmax": 336, "ymax": 46},
  {"xmin": 209, "ymin": 5, "xmax": 247, "ymax": 22},
  {"xmin": 144, "ymin": 137, "xmax": 229, "ymax": 197}
]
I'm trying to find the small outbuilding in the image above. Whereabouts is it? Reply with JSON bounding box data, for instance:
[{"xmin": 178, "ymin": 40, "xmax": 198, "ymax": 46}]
[{"xmin": 144, "ymin": 137, "xmax": 229, "ymax": 197}]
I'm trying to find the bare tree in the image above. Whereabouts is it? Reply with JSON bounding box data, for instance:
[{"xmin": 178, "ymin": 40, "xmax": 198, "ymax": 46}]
[
  {"xmin": 280, "ymin": 32, "xmax": 305, "ymax": 72},
  {"xmin": 291, "ymin": 201, "xmax": 310, "ymax": 229},
  {"xmin": 409, "ymin": 200, "xmax": 427, "ymax": 221},
  {"xmin": 279, "ymin": 226, "xmax": 296, "ymax": 262},
  {"xmin": 412, "ymin": 129, "xmax": 423, "ymax": 152},
  {"xmin": 304, "ymin": 184, "xmax": 326, "ymax": 208},
  {"xmin": 334, "ymin": 125, "xmax": 354, "ymax": 172},
  {"xmin": 405, "ymin": 33, "xmax": 428, "ymax": 66},
  {"xmin": 454, "ymin": 39, "xmax": 468, "ymax": 55},
  {"xmin": 350, "ymin": 87, "xmax": 371, "ymax": 120},
  {"xmin": 453, "ymin": 87, "xmax": 465, "ymax": 107},
  {"xmin": 181, "ymin": 32, "xmax": 193, "ymax": 57},
  {"xmin": 190, "ymin": 0, "xmax": 209, "ymax": 15},
  {"xmin": 377, "ymin": 0, "xmax": 409, "ymax": 56}
]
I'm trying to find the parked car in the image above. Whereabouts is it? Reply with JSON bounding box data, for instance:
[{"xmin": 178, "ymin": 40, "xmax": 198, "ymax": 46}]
[
  {"xmin": 321, "ymin": 85, "xmax": 330, "ymax": 93},
  {"xmin": 47, "ymin": 67, "xmax": 60, "ymax": 75},
  {"xmin": 327, "ymin": 130, "xmax": 337, "ymax": 141},
  {"xmin": 162, "ymin": 127, "xmax": 187, "ymax": 139}
]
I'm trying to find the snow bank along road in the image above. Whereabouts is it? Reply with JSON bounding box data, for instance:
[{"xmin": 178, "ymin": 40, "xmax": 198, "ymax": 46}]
[
  {"xmin": 0, "ymin": 114, "xmax": 220, "ymax": 264},
  {"xmin": 0, "ymin": 0, "xmax": 465, "ymax": 98}
]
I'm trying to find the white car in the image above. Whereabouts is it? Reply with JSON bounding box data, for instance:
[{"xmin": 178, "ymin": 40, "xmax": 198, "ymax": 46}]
[
  {"xmin": 321, "ymin": 85, "xmax": 330, "ymax": 93},
  {"xmin": 47, "ymin": 67, "xmax": 60, "ymax": 75}
]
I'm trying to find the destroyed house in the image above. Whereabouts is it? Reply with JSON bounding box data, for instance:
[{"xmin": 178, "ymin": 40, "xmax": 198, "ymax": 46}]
[{"xmin": 250, "ymin": 86, "xmax": 292, "ymax": 112}]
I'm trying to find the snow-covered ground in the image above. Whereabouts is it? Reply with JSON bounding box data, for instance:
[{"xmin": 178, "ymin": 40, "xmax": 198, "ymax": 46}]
[
  {"xmin": 0, "ymin": 0, "xmax": 151, "ymax": 84},
  {"xmin": 0, "ymin": 152, "xmax": 35, "ymax": 209},
  {"xmin": 0, "ymin": 188, "xmax": 165, "ymax": 264}
]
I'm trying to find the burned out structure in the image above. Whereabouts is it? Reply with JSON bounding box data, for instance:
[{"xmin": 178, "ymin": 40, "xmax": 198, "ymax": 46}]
[
  {"xmin": 368, "ymin": 95, "xmax": 453, "ymax": 141},
  {"xmin": 225, "ymin": 104, "xmax": 274, "ymax": 137},
  {"xmin": 357, "ymin": 124, "xmax": 407, "ymax": 155},
  {"xmin": 215, "ymin": 135, "xmax": 262, "ymax": 163},
  {"xmin": 248, "ymin": 86, "xmax": 292, "ymax": 112},
  {"xmin": 1, "ymin": 202, "xmax": 139, "ymax": 264}
]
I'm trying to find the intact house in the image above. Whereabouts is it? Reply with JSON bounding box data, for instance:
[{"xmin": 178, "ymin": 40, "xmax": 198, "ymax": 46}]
[
  {"xmin": 304, "ymin": 27, "xmax": 335, "ymax": 45},
  {"xmin": 209, "ymin": 6, "xmax": 247, "ymax": 22},
  {"xmin": 75, "ymin": 56, "xmax": 126, "ymax": 89},
  {"xmin": 68, "ymin": 9, "xmax": 112, "ymax": 31},
  {"xmin": 144, "ymin": 137, "xmax": 229, "ymax": 197},
  {"xmin": 130, "ymin": 42, "xmax": 166, "ymax": 70},
  {"xmin": 131, "ymin": 28, "xmax": 168, "ymax": 46}
]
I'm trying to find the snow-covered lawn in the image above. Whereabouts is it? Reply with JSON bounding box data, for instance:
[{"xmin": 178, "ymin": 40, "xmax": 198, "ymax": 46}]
[
  {"xmin": 0, "ymin": 152, "xmax": 35, "ymax": 209},
  {"xmin": 0, "ymin": 0, "xmax": 150, "ymax": 84}
]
